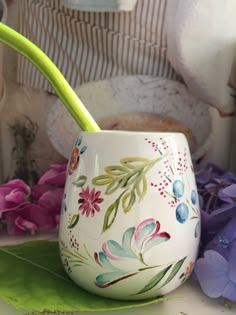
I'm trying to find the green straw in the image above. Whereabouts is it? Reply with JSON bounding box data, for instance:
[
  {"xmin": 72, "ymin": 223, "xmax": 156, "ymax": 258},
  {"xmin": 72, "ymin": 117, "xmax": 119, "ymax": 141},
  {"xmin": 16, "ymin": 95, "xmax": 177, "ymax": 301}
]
[{"xmin": 0, "ymin": 22, "xmax": 101, "ymax": 132}]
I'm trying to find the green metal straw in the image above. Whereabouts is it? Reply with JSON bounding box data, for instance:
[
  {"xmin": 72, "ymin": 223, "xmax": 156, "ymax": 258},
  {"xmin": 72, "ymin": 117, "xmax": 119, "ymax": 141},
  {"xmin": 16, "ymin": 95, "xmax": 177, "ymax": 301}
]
[{"xmin": 0, "ymin": 22, "xmax": 101, "ymax": 132}]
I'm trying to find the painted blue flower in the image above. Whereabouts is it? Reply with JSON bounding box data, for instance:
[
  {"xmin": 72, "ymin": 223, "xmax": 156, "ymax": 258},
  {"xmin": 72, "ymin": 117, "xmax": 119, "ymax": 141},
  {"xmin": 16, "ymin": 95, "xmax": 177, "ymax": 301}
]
[
  {"xmin": 173, "ymin": 180, "xmax": 184, "ymax": 198},
  {"xmin": 191, "ymin": 190, "xmax": 197, "ymax": 205},
  {"xmin": 176, "ymin": 203, "xmax": 189, "ymax": 224},
  {"xmin": 195, "ymin": 250, "xmax": 236, "ymax": 302}
]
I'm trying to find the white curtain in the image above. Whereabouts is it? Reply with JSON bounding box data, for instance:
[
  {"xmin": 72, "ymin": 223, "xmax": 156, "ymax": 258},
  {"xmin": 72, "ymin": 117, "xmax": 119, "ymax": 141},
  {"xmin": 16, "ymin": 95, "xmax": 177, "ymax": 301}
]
[{"xmin": 166, "ymin": 0, "xmax": 236, "ymax": 114}]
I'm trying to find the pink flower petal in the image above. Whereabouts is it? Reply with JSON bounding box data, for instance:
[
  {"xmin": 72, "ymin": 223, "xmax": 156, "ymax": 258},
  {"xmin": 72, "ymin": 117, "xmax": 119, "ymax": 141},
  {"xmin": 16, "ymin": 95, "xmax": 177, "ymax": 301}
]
[
  {"xmin": 134, "ymin": 218, "xmax": 156, "ymax": 244},
  {"xmin": 37, "ymin": 188, "xmax": 64, "ymax": 214},
  {"xmin": 5, "ymin": 189, "xmax": 28, "ymax": 204},
  {"xmin": 4, "ymin": 212, "xmax": 25, "ymax": 236},
  {"xmin": 38, "ymin": 164, "xmax": 67, "ymax": 186},
  {"xmin": 32, "ymin": 184, "xmax": 52, "ymax": 201},
  {"xmin": 2, "ymin": 179, "xmax": 30, "ymax": 195},
  {"xmin": 15, "ymin": 216, "xmax": 38, "ymax": 232},
  {"xmin": 24, "ymin": 204, "xmax": 56, "ymax": 229},
  {"xmin": 50, "ymin": 164, "xmax": 67, "ymax": 171}
]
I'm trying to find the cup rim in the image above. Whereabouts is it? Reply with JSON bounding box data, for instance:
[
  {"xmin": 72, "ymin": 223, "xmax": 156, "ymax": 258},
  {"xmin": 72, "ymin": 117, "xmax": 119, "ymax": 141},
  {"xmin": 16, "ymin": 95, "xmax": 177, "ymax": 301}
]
[{"xmin": 77, "ymin": 130, "xmax": 187, "ymax": 137}]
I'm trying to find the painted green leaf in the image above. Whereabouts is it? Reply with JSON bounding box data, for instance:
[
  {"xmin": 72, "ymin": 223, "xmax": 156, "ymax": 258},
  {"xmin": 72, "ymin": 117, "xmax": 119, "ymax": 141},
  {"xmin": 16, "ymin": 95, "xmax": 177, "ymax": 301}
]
[
  {"xmin": 0, "ymin": 241, "xmax": 171, "ymax": 312},
  {"xmin": 135, "ymin": 265, "xmax": 172, "ymax": 295},
  {"xmin": 120, "ymin": 172, "xmax": 140, "ymax": 188},
  {"xmin": 135, "ymin": 176, "xmax": 147, "ymax": 200},
  {"xmin": 80, "ymin": 146, "xmax": 87, "ymax": 154},
  {"xmin": 121, "ymin": 190, "xmax": 136, "ymax": 213},
  {"xmin": 105, "ymin": 179, "xmax": 123, "ymax": 195},
  {"xmin": 105, "ymin": 165, "xmax": 129, "ymax": 176},
  {"xmin": 103, "ymin": 200, "xmax": 119, "ymax": 232},
  {"xmin": 194, "ymin": 221, "xmax": 201, "ymax": 238},
  {"xmin": 76, "ymin": 137, "xmax": 82, "ymax": 146},
  {"xmin": 68, "ymin": 214, "xmax": 80, "ymax": 229},
  {"xmin": 120, "ymin": 157, "xmax": 151, "ymax": 169},
  {"xmin": 159, "ymin": 257, "xmax": 187, "ymax": 288},
  {"xmin": 73, "ymin": 175, "xmax": 87, "ymax": 187},
  {"xmin": 92, "ymin": 175, "xmax": 114, "ymax": 186}
]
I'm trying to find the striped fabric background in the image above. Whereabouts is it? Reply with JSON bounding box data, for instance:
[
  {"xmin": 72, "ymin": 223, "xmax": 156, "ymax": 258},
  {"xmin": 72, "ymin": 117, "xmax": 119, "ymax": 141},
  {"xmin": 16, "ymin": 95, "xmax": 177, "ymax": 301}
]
[{"xmin": 17, "ymin": 0, "xmax": 181, "ymax": 93}]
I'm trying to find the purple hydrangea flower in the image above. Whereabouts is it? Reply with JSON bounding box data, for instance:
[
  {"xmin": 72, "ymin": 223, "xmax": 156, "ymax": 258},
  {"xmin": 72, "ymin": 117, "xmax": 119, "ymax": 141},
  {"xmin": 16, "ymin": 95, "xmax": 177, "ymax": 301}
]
[{"xmin": 195, "ymin": 250, "xmax": 236, "ymax": 302}]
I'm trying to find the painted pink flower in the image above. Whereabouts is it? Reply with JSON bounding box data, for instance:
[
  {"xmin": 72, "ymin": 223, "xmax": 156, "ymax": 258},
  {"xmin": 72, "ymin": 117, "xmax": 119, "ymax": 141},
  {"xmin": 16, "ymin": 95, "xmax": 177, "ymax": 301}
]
[
  {"xmin": 78, "ymin": 186, "xmax": 103, "ymax": 217},
  {"xmin": 0, "ymin": 179, "xmax": 30, "ymax": 216},
  {"xmin": 38, "ymin": 164, "xmax": 67, "ymax": 186}
]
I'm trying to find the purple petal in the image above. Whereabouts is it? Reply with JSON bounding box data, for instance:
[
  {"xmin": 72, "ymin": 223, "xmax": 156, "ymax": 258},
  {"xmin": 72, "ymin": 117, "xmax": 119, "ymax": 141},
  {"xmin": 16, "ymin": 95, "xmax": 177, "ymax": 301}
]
[
  {"xmin": 221, "ymin": 184, "xmax": 236, "ymax": 197},
  {"xmin": 194, "ymin": 251, "xmax": 229, "ymax": 298},
  {"xmin": 223, "ymin": 217, "xmax": 236, "ymax": 241},
  {"xmin": 222, "ymin": 282, "xmax": 236, "ymax": 303},
  {"xmin": 195, "ymin": 170, "xmax": 212, "ymax": 185},
  {"xmin": 228, "ymin": 245, "xmax": 236, "ymax": 283},
  {"xmin": 205, "ymin": 217, "xmax": 236, "ymax": 259}
]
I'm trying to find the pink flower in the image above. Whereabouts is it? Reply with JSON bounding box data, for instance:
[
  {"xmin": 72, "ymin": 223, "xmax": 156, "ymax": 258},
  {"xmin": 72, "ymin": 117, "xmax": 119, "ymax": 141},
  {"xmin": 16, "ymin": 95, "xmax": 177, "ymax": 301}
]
[
  {"xmin": 4, "ymin": 204, "xmax": 56, "ymax": 235},
  {"xmin": 32, "ymin": 184, "xmax": 64, "ymax": 226},
  {"xmin": 0, "ymin": 179, "xmax": 30, "ymax": 216},
  {"xmin": 38, "ymin": 164, "xmax": 67, "ymax": 186},
  {"xmin": 78, "ymin": 186, "xmax": 104, "ymax": 217}
]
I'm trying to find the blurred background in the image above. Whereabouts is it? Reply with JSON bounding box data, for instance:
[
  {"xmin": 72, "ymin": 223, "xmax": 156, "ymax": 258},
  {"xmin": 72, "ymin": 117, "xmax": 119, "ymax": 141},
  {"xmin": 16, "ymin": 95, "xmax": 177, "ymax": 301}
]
[{"xmin": 0, "ymin": 0, "xmax": 236, "ymax": 184}]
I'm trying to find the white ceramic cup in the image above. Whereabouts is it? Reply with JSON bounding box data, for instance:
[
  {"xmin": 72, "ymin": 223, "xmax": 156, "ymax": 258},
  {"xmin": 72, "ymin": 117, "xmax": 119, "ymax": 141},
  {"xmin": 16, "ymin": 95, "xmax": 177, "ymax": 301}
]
[{"xmin": 59, "ymin": 131, "xmax": 200, "ymax": 300}]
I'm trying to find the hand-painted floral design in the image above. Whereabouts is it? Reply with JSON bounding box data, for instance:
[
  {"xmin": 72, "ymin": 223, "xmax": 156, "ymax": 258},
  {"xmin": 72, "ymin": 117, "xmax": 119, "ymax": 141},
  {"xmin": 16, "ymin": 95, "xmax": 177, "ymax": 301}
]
[
  {"xmin": 68, "ymin": 147, "xmax": 80, "ymax": 175},
  {"xmin": 179, "ymin": 261, "xmax": 195, "ymax": 283},
  {"xmin": 60, "ymin": 239, "xmax": 88, "ymax": 274},
  {"xmin": 147, "ymin": 141, "xmax": 200, "ymax": 237},
  {"xmin": 78, "ymin": 186, "xmax": 104, "ymax": 217},
  {"xmin": 93, "ymin": 218, "xmax": 185, "ymax": 292},
  {"xmin": 68, "ymin": 137, "xmax": 87, "ymax": 176},
  {"xmin": 95, "ymin": 218, "xmax": 171, "ymax": 266},
  {"xmin": 61, "ymin": 218, "xmax": 186, "ymax": 295},
  {"xmin": 92, "ymin": 155, "xmax": 166, "ymax": 232}
]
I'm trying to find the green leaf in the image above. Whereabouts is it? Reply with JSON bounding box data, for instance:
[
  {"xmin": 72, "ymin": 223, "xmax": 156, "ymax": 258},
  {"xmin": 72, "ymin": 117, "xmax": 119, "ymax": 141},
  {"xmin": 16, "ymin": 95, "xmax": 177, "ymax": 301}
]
[
  {"xmin": 105, "ymin": 179, "xmax": 122, "ymax": 195},
  {"xmin": 160, "ymin": 257, "xmax": 187, "ymax": 288},
  {"xmin": 135, "ymin": 176, "xmax": 147, "ymax": 200},
  {"xmin": 105, "ymin": 165, "xmax": 129, "ymax": 176},
  {"xmin": 92, "ymin": 175, "xmax": 113, "ymax": 186},
  {"xmin": 76, "ymin": 137, "xmax": 82, "ymax": 146},
  {"xmin": 121, "ymin": 191, "xmax": 136, "ymax": 213},
  {"xmin": 120, "ymin": 172, "xmax": 140, "ymax": 188},
  {"xmin": 73, "ymin": 175, "xmax": 87, "ymax": 187},
  {"xmin": 135, "ymin": 265, "xmax": 172, "ymax": 295},
  {"xmin": 194, "ymin": 221, "xmax": 200, "ymax": 238},
  {"xmin": 80, "ymin": 146, "xmax": 87, "ymax": 154},
  {"xmin": 0, "ymin": 241, "xmax": 171, "ymax": 312},
  {"xmin": 120, "ymin": 157, "xmax": 150, "ymax": 169},
  {"xmin": 68, "ymin": 214, "xmax": 80, "ymax": 229},
  {"xmin": 103, "ymin": 200, "xmax": 119, "ymax": 232}
]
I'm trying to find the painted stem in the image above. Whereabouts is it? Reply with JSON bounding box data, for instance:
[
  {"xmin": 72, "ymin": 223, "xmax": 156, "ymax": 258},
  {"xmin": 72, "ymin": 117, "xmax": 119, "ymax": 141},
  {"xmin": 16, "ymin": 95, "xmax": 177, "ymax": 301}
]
[{"xmin": 0, "ymin": 22, "xmax": 101, "ymax": 132}]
